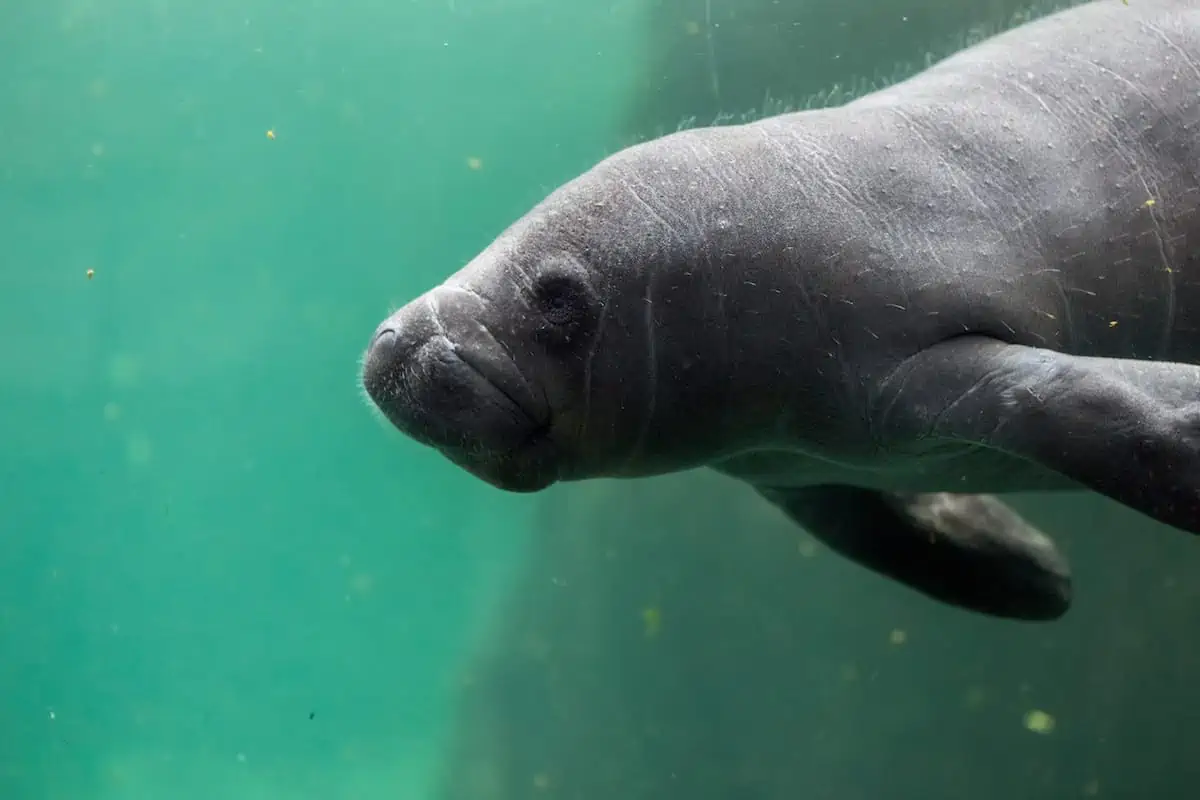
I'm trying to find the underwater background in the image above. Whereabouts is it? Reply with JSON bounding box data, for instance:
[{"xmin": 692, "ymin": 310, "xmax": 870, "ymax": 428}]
[{"xmin": 2, "ymin": 0, "xmax": 1198, "ymax": 797}]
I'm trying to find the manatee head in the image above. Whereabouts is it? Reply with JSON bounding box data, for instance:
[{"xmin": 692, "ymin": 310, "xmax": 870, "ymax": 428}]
[
  {"xmin": 361, "ymin": 136, "xmax": 805, "ymax": 492},
  {"xmin": 360, "ymin": 242, "xmax": 597, "ymax": 492}
]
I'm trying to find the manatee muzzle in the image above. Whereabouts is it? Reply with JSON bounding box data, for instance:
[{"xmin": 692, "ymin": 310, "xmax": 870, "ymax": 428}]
[{"xmin": 361, "ymin": 292, "xmax": 557, "ymax": 492}]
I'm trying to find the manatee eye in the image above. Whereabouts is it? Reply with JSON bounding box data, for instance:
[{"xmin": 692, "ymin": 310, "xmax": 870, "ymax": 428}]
[
  {"xmin": 530, "ymin": 265, "xmax": 596, "ymax": 349},
  {"xmin": 534, "ymin": 273, "xmax": 585, "ymax": 327}
]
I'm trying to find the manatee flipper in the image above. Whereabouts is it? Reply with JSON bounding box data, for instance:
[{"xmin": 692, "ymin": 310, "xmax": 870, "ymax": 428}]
[
  {"xmin": 874, "ymin": 335, "xmax": 1200, "ymax": 536},
  {"xmin": 759, "ymin": 485, "xmax": 1071, "ymax": 621}
]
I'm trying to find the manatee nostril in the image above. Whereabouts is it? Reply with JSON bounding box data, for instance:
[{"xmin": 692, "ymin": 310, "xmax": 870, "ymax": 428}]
[
  {"xmin": 363, "ymin": 327, "xmax": 405, "ymax": 399},
  {"xmin": 371, "ymin": 327, "xmax": 397, "ymax": 350},
  {"xmin": 365, "ymin": 327, "xmax": 407, "ymax": 370}
]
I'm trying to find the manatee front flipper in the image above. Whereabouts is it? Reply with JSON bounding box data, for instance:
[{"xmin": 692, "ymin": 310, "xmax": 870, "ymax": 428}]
[
  {"xmin": 874, "ymin": 335, "xmax": 1200, "ymax": 536},
  {"xmin": 759, "ymin": 486, "xmax": 1071, "ymax": 621}
]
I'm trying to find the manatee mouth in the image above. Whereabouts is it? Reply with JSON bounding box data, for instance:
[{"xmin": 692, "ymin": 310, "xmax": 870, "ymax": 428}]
[
  {"xmin": 361, "ymin": 314, "xmax": 557, "ymax": 493},
  {"xmin": 453, "ymin": 340, "xmax": 548, "ymax": 433}
]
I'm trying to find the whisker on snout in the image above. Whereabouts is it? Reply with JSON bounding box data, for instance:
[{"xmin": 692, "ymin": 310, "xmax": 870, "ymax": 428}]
[{"xmin": 356, "ymin": 349, "xmax": 396, "ymax": 431}]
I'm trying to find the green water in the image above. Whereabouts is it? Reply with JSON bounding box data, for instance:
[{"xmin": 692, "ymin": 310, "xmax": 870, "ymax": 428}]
[
  {"xmin": 3, "ymin": 0, "xmax": 1199, "ymax": 798},
  {"xmin": 3, "ymin": 1, "xmax": 645, "ymax": 796}
]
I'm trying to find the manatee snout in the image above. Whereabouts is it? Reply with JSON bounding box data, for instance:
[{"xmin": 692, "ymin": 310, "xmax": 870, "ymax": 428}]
[{"xmin": 361, "ymin": 288, "xmax": 557, "ymax": 492}]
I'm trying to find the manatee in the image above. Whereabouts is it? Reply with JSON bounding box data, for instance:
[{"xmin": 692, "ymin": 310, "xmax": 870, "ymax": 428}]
[{"xmin": 361, "ymin": 0, "xmax": 1200, "ymax": 622}]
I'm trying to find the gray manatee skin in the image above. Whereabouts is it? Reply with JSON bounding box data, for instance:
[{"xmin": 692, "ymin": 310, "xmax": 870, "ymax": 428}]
[{"xmin": 362, "ymin": 0, "xmax": 1200, "ymax": 621}]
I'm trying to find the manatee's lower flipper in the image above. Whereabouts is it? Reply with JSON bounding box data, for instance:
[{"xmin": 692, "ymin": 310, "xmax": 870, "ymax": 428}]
[
  {"xmin": 874, "ymin": 335, "xmax": 1200, "ymax": 536},
  {"xmin": 759, "ymin": 485, "xmax": 1071, "ymax": 620}
]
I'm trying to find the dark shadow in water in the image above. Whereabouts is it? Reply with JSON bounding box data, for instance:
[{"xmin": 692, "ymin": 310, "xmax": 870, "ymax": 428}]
[{"xmin": 436, "ymin": 472, "xmax": 1200, "ymax": 799}]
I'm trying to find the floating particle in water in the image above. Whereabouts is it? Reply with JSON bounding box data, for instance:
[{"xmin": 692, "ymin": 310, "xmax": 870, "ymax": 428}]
[
  {"xmin": 86, "ymin": 268, "xmax": 95, "ymax": 279},
  {"xmin": 1023, "ymin": 708, "xmax": 1055, "ymax": 734},
  {"xmin": 266, "ymin": 129, "xmax": 276, "ymax": 140},
  {"xmin": 888, "ymin": 628, "xmax": 907, "ymax": 645},
  {"xmin": 797, "ymin": 538, "xmax": 817, "ymax": 558},
  {"xmin": 349, "ymin": 573, "xmax": 375, "ymax": 596},
  {"xmin": 641, "ymin": 606, "xmax": 662, "ymax": 639},
  {"xmin": 466, "ymin": 156, "xmax": 483, "ymax": 170},
  {"xmin": 962, "ymin": 686, "xmax": 988, "ymax": 710},
  {"xmin": 108, "ymin": 354, "xmax": 141, "ymax": 387},
  {"xmin": 126, "ymin": 434, "xmax": 153, "ymax": 466}
]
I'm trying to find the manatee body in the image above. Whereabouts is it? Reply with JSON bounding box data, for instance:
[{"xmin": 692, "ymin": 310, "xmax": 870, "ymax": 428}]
[{"xmin": 362, "ymin": 0, "xmax": 1200, "ymax": 622}]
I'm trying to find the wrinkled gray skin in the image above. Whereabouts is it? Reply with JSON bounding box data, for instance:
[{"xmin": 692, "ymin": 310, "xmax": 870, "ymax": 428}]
[{"xmin": 363, "ymin": 0, "xmax": 1200, "ymax": 622}]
